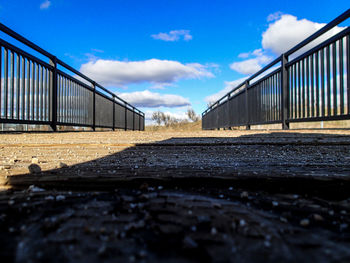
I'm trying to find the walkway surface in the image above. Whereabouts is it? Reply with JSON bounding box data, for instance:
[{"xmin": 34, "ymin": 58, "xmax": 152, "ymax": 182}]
[{"xmin": 0, "ymin": 130, "xmax": 350, "ymax": 262}]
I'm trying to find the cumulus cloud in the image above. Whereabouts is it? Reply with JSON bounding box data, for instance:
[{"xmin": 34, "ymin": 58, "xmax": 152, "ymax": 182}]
[
  {"xmin": 230, "ymin": 49, "xmax": 272, "ymax": 75},
  {"xmin": 40, "ymin": 0, "xmax": 51, "ymax": 10},
  {"xmin": 205, "ymin": 77, "xmax": 247, "ymax": 104},
  {"xmin": 229, "ymin": 13, "xmax": 345, "ymax": 76},
  {"xmin": 80, "ymin": 58, "xmax": 213, "ymax": 87},
  {"xmin": 151, "ymin": 30, "xmax": 192, "ymax": 41},
  {"xmin": 118, "ymin": 90, "xmax": 191, "ymax": 108},
  {"xmin": 262, "ymin": 14, "xmax": 344, "ymax": 55}
]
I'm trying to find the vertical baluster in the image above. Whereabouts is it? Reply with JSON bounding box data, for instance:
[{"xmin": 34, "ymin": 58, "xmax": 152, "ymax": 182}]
[
  {"xmin": 269, "ymin": 77, "xmax": 272, "ymax": 121},
  {"xmin": 43, "ymin": 68, "xmax": 46, "ymax": 121},
  {"xmin": 73, "ymin": 80, "xmax": 75, "ymax": 124},
  {"xmin": 347, "ymin": 35, "xmax": 350, "ymax": 114},
  {"xmin": 321, "ymin": 48, "xmax": 325, "ymax": 117},
  {"xmin": 290, "ymin": 64, "xmax": 294, "ymax": 119},
  {"xmin": 40, "ymin": 65, "xmax": 43, "ymax": 120},
  {"xmin": 298, "ymin": 61, "xmax": 301, "ymax": 118},
  {"xmin": 26, "ymin": 60, "xmax": 30, "ymax": 120},
  {"xmin": 316, "ymin": 51, "xmax": 320, "ymax": 117},
  {"xmin": 57, "ymin": 75, "xmax": 60, "ymax": 122},
  {"xmin": 31, "ymin": 62, "xmax": 35, "ymax": 120},
  {"xmin": 301, "ymin": 58, "xmax": 305, "ymax": 118},
  {"xmin": 16, "ymin": 54, "xmax": 20, "ymax": 119},
  {"xmin": 10, "ymin": 51, "xmax": 14, "ymax": 119},
  {"xmin": 326, "ymin": 45, "xmax": 331, "ymax": 116},
  {"xmin": 21, "ymin": 56, "xmax": 25, "ymax": 120},
  {"xmin": 0, "ymin": 46, "xmax": 2, "ymax": 118},
  {"xmin": 36, "ymin": 63, "xmax": 39, "ymax": 120},
  {"xmin": 45, "ymin": 69, "xmax": 49, "ymax": 120},
  {"xmin": 4, "ymin": 48, "xmax": 8, "ymax": 118},
  {"xmin": 311, "ymin": 54, "xmax": 315, "ymax": 117},
  {"xmin": 339, "ymin": 37, "xmax": 344, "ymax": 115},
  {"xmin": 306, "ymin": 56, "xmax": 310, "ymax": 117},
  {"xmin": 61, "ymin": 76, "xmax": 64, "ymax": 123},
  {"xmin": 332, "ymin": 42, "xmax": 337, "ymax": 116}
]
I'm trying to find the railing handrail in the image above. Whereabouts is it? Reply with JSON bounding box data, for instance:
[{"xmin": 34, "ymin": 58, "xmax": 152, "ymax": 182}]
[
  {"xmin": 0, "ymin": 22, "xmax": 144, "ymax": 116},
  {"xmin": 203, "ymin": 8, "xmax": 350, "ymax": 116}
]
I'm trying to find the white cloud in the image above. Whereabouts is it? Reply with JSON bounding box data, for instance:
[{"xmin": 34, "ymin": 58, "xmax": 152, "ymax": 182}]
[
  {"xmin": 80, "ymin": 58, "xmax": 213, "ymax": 87},
  {"xmin": 149, "ymin": 83, "xmax": 175, "ymax": 90},
  {"xmin": 230, "ymin": 49, "xmax": 272, "ymax": 75},
  {"xmin": 40, "ymin": 0, "xmax": 51, "ymax": 10},
  {"xmin": 229, "ymin": 13, "xmax": 345, "ymax": 76},
  {"xmin": 151, "ymin": 30, "xmax": 193, "ymax": 42},
  {"xmin": 267, "ymin": 11, "xmax": 283, "ymax": 22},
  {"xmin": 205, "ymin": 77, "xmax": 247, "ymax": 104},
  {"xmin": 118, "ymin": 90, "xmax": 190, "ymax": 108},
  {"xmin": 262, "ymin": 14, "xmax": 344, "ymax": 55}
]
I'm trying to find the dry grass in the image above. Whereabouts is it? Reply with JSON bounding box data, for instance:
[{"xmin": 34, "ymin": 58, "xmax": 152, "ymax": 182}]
[{"xmin": 145, "ymin": 120, "xmax": 202, "ymax": 132}]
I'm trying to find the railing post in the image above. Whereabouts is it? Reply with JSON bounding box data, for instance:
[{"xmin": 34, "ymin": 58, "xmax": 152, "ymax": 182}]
[
  {"xmin": 124, "ymin": 102, "xmax": 127, "ymax": 131},
  {"xmin": 49, "ymin": 57, "xmax": 57, "ymax": 131},
  {"xmin": 281, "ymin": 54, "xmax": 290, "ymax": 130},
  {"xmin": 112, "ymin": 95, "xmax": 115, "ymax": 131},
  {"xmin": 245, "ymin": 80, "xmax": 250, "ymax": 130}
]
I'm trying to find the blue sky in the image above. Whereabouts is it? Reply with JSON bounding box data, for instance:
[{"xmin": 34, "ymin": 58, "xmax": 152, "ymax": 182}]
[{"xmin": 0, "ymin": 0, "xmax": 349, "ymax": 122}]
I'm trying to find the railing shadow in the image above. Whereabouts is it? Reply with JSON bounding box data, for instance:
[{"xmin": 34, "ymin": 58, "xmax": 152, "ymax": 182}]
[{"xmin": 5, "ymin": 131, "xmax": 350, "ymax": 199}]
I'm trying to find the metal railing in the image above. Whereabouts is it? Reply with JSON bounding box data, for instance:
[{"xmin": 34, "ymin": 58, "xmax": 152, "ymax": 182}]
[
  {"xmin": 202, "ymin": 9, "xmax": 350, "ymax": 130},
  {"xmin": 0, "ymin": 23, "xmax": 144, "ymax": 131}
]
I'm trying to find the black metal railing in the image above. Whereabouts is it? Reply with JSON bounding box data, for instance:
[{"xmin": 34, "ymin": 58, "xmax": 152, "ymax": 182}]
[
  {"xmin": 0, "ymin": 23, "xmax": 144, "ymax": 131},
  {"xmin": 202, "ymin": 9, "xmax": 350, "ymax": 130}
]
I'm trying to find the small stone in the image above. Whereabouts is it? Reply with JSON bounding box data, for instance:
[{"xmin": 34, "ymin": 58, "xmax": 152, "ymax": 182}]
[
  {"xmin": 0, "ymin": 165, "xmax": 11, "ymax": 170},
  {"xmin": 31, "ymin": 157, "xmax": 39, "ymax": 164},
  {"xmin": 57, "ymin": 162, "xmax": 68, "ymax": 168},
  {"xmin": 264, "ymin": 240, "xmax": 271, "ymax": 247},
  {"xmin": 28, "ymin": 164, "xmax": 41, "ymax": 174},
  {"xmin": 56, "ymin": 195, "xmax": 66, "ymax": 201},
  {"xmin": 272, "ymin": 201, "xmax": 279, "ymax": 207},
  {"xmin": 211, "ymin": 227, "xmax": 217, "ymax": 235},
  {"xmin": 329, "ymin": 210, "xmax": 334, "ymax": 216},
  {"xmin": 280, "ymin": 217, "xmax": 288, "ymax": 223},
  {"xmin": 240, "ymin": 191, "xmax": 249, "ymax": 198},
  {"xmin": 228, "ymin": 187, "xmax": 233, "ymax": 191},
  {"xmin": 45, "ymin": 196, "xmax": 55, "ymax": 201},
  {"xmin": 300, "ymin": 218, "xmax": 310, "ymax": 227},
  {"xmin": 183, "ymin": 236, "xmax": 198, "ymax": 248},
  {"xmin": 98, "ymin": 244, "xmax": 107, "ymax": 256},
  {"xmin": 157, "ymin": 186, "xmax": 163, "ymax": 190},
  {"xmin": 191, "ymin": 225, "xmax": 197, "ymax": 232},
  {"xmin": 213, "ymin": 203, "xmax": 222, "ymax": 209},
  {"xmin": 313, "ymin": 214, "xmax": 324, "ymax": 221},
  {"xmin": 8, "ymin": 200, "xmax": 15, "ymax": 206},
  {"xmin": 239, "ymin": 219, "xmax": 246, "ymax": 227},
  {"xmin": 138, "ymin": 250, "xmax": 147, "ymax": 258},
  {"xmin": 340, "ymin": 223, "xmax": 348, "ymax": 231},
  {"xmin": 28, "ymin": 185, "xmax": 45, "ymax": 192}
]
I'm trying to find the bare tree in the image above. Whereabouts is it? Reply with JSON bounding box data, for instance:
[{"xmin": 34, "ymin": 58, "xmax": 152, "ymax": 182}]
[
  {"xmin": 152, "ymin": 111, "xmax": 164, "ymax": 125},
  {"xmin": 186, "ymin": 108, "xmax": 199, "ymax": 122}
]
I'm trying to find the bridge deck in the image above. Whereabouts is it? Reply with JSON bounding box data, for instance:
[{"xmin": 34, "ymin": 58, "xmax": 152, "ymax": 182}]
[{"xmin": 0, "ymin": 130, "xmax": 350, "ymax": 262}]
